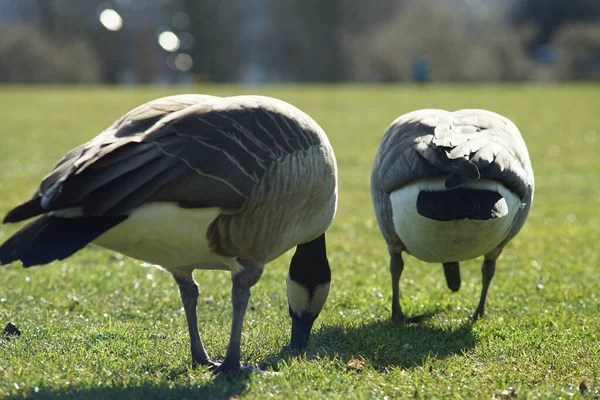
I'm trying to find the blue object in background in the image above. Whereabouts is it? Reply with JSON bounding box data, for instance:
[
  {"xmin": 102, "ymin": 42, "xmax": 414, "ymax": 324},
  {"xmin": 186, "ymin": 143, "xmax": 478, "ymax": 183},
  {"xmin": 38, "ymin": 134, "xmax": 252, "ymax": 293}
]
[{"xmin": 412, "ymin": 55, "xmax": 431, "ymax": 83}]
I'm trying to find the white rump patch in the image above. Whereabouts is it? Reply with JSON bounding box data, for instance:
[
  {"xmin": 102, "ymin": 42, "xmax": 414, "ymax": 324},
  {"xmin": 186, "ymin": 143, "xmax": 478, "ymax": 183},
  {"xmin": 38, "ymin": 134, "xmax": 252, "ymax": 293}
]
[
  {"xmin": 93, "ymin": 202, "xmax": 237, "ymax": 271},
  {"xmin": 390, "ymin": 178, "xmax": 521, "ymax": 262}
]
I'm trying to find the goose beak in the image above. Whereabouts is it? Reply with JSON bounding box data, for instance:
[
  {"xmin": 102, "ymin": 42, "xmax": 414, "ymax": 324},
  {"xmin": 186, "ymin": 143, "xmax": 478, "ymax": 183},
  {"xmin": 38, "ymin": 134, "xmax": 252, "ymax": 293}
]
[{"xmin": 289, "ymin": 309, "xmax": 316, "ymax": 350}]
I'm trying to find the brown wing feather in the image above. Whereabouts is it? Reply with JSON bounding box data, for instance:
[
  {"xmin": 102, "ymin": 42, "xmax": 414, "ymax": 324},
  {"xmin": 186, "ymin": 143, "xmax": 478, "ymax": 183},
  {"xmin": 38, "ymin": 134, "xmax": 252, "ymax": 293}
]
[{"xmin": 6, "ymin": 95, "xmax": 322, "ymax": 222}]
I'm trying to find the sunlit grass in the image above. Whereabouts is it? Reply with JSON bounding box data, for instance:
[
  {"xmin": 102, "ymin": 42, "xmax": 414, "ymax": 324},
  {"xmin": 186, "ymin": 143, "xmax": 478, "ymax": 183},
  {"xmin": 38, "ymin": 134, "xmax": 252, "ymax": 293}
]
[{"xmin": 0, "ymin": 84, "xmax": 599, "ymax": 399}]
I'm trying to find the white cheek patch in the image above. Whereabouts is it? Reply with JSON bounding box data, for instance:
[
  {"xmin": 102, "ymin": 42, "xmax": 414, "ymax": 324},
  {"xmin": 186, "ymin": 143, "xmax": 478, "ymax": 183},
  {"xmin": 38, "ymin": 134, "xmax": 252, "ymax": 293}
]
[
  {"xmin": 286, "ymin": 276, "xmax": 330, "ymax": 316},
  {"xmin": 309, "ymin": 283, "xmax": 330, "ymax": 316}
]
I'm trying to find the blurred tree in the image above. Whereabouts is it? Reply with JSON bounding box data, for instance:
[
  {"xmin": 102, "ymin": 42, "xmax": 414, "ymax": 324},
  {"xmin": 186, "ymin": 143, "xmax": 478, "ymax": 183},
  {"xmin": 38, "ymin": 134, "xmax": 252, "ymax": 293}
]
[
  {"xmin": 35, "ymin": 0, "xmax": 55, "ymax": 32},
  {"xmin": 338, "ymin": 0, "xmax": 403, "ymax": 34},
  {"xmin": 342, "ymin": 0, "xmax": 533, "ymax": 82},
  {"xmin": 266, "ymin": 0, "xmax": 344, "ymax": 82},
  {"xmin": 31, "ymin": 0, "xmax": 183, "ymax": 84},
  {"xmin": 184, "ymin": 0, "xmax": 348, "ymax": 82},
  {"xmin": 182, "ymin": 0, "xmax": 243, "ymax": 82},
  {"xmin": 0, "ymin": 24, "xmax": 100, "ymax": 83},
  {"xmin": 550, "ymin": 23, "xmax": 600, "ymax": 80},
  {"xmin": 511, "ymin": 0, "xmax": 600, "ymax": 49},
  {"xmin": 28, "ymin": 0, "xmax": 122, "ymax": 83}
]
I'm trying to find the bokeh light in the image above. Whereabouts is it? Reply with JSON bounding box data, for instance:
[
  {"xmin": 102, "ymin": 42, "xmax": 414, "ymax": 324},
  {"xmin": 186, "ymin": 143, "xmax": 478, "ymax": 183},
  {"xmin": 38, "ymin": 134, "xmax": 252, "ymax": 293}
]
[
  {"xmin": 99, "ymin": 9, "xmax": 123, "ymax": 31},
  {"xmin": 179, "ymin": 32, "xmax": 194, "ymax": 50},
  {"xmin": 158, "ymin": 31, "xmax": 180, "ymax": 52},
  {"xmin": 174, "ymin": 53, "xmax": 193, "ymax": 71}
]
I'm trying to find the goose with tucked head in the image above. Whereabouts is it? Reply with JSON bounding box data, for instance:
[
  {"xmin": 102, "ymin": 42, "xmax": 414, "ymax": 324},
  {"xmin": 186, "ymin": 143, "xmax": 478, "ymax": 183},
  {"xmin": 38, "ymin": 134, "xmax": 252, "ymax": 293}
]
[
  {"xmin": 371, "ymin": 109, "xmax": 534, "ymax": 322},
  {"xmin": 0, "ymin": 94, "xmax": 338, "ymax": 374}
]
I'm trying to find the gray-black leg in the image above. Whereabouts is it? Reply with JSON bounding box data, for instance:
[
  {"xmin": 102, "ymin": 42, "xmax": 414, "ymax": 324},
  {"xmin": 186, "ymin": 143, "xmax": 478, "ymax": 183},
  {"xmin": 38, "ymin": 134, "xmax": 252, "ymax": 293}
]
[
  {"xmin": 215, "ymin": 260, "xmax": 264, "ymax": 375},
  {"xmin": 390, "ymin": 252, "xmax": 405, "ymax": 323},
  {"xmin": 443, "ymin": 262, "xmax": 461, "ymax": 292},
  {"xmin": 173, "ymin": 273, "xmax": 213, "ymax": 368},
  {"xmin": 287, "ymin": 233, "xmax": 331, "ymax": 350},
  {"xmin": 472, "ymin": 258, "xmax": 496, "ymax": 321}
]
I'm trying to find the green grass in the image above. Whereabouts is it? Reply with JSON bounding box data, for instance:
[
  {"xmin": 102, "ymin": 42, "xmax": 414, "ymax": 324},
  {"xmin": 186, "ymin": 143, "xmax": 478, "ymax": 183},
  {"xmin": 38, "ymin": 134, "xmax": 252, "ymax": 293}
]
[{"xmin": 0, "ymin": 84, "xmax": 599, "ymax": 399}]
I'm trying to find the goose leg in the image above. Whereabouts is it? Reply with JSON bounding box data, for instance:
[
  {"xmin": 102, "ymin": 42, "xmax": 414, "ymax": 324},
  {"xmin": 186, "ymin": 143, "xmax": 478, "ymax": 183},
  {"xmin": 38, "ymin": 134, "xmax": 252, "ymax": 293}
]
[
  {"xmin": 215, "ymin": 260, "xmax": 264, "ymax": 375},
  {"xmin": 173, "ymin": 274, "xmax": 213, "ymax": 367},
  {"xmin": 472, "ymin": 258, "xmax": 496, "ymax": 321},
  {"xmin": 390, "ymin": 252, "xmax": 405, "ymax": 323},
  {"xmin": 443, "ymin": 262, "xmax": 461, "ymax": 292}
]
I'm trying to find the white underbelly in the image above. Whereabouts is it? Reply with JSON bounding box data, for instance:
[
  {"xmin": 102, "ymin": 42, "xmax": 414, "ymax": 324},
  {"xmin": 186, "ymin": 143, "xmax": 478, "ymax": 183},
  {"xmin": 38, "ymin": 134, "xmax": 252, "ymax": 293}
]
[
  {"xmin": 93, "ymin": 203, "xmax": 237, "ymax": 271},
  {"xmin": 390, "ymin": 179, "xmax": 520, "ymax": 262}
]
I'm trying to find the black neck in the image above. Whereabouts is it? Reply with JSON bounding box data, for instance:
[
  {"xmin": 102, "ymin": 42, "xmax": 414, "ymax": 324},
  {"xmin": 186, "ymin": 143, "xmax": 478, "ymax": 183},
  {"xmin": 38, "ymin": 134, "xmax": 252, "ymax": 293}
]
[{"xmin": 289, "ymin": 233, "xmax": 331, "ymax": 292}]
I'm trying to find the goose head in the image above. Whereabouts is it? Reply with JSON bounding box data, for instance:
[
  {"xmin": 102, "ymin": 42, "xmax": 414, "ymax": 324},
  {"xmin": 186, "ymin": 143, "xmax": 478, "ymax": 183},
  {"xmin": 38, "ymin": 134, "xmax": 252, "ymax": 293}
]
[{"xmin": 286, "ymin": 233, "xmax": 331, "ymax": 350}]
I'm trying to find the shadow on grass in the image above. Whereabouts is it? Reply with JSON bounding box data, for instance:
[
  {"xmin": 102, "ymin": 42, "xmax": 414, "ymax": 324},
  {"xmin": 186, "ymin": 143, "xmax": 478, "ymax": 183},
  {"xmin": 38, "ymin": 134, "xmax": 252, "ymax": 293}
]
[
  {"xmin": 262, "ymin": 314, "xmax": 477, "ymax": 372},
  {"xmin": 4, "ymin": 366, "xmax": 254, "ymax": 400},
  {"xmin": 5, "ymin": 315, "xmax": 476, "ymax": 399}
]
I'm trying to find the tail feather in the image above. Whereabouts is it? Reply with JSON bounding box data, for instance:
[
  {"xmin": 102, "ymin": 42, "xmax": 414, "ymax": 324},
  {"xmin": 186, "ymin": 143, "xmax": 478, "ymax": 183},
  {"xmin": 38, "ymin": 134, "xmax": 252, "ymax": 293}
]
[
  {"xmin": 416, "ymin": 189, "xmax": 507, "ymax": 221},
  {"xmin": 3, "ymin": 198, "xmax": 45, "ymax": 223},
  {"xmin": 0, "ymin": 215, "xmax": 126, "ymax": 267},
  {"xmin": 443, "ymin": 262, "xmax": 461, "ymax": 292}
]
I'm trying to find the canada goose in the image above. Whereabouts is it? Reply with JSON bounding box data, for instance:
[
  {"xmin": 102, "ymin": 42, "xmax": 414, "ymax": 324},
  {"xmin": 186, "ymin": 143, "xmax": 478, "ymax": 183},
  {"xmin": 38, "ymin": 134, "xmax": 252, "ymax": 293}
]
[
  {"xmin": 0, "ymin": 94, "xmax": 338, "ymax": 374},
  {"xmin": 371, "ymin": 109, "xmax": 534, "ymax": 322}
]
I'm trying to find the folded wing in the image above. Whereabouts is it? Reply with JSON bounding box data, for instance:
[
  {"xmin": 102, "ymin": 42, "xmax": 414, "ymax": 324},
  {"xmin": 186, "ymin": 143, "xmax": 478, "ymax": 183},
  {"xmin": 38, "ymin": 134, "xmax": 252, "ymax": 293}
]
[
  {"xmin": 373, "ymin": 109, "xmax": 534, "ymax": 201},
  {"xmin": 4, "ymin": 95, "xmax": 317, "ymax": 223}
]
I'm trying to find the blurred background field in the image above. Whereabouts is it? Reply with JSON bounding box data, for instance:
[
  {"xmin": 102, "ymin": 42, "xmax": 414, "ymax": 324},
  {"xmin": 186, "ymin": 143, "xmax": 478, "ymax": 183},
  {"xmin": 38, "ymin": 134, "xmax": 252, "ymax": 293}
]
[{"xmin": 0, "ymin": 0, "xmax": 599, "ymax": 399}]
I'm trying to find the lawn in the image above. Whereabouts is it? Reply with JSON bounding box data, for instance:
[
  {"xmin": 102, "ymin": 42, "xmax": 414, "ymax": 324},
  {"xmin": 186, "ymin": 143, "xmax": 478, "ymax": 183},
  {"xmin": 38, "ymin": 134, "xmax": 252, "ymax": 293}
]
[{"xmin": 0, "ymin": 84, "xmax": 598, "ymax": 399}]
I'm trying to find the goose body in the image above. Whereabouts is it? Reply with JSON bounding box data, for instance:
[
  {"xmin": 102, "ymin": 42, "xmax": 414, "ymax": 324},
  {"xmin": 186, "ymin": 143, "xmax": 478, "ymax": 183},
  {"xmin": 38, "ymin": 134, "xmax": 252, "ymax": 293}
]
[
  {"xmin": 371, "ymin": 109, "xmax": 534, "ymax": 321},
  {"xmin": 0, "ymin": 94, "xmax": 338, "ymax": 373}
]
